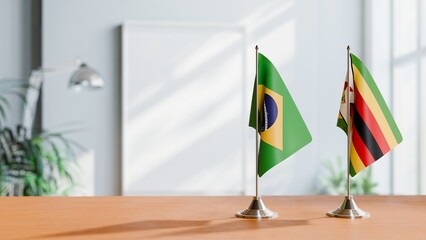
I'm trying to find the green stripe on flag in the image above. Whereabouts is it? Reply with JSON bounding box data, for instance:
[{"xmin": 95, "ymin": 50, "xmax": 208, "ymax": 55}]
[
  {"xmin": 350, "ymin": 162, "xmax": 356, "ymax": 177},
  {"xmin": 350, "ymin": 53, "xmax": 403, "ymax": 143},
  {"xmin": 337, "ymin": 114, "xmax": 347, "ymax": 134}
]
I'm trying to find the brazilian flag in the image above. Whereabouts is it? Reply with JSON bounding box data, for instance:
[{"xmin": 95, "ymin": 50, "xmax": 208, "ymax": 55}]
[{"xmin": 249, "ymin": 53, "xmax": 312, "ymax": 176}]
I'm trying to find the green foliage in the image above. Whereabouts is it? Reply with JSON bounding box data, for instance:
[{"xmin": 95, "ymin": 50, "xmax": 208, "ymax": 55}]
[
  {"xmin": 0, "ymin": 78, "xmax": 81, "ymax": 196},
  {"xmin": 0, "ymin": 126, "xmax": 81, "ymax": 196},
  {"xmin": 318, "ymin": 156, "xmax": 378, "ymax": 195}
]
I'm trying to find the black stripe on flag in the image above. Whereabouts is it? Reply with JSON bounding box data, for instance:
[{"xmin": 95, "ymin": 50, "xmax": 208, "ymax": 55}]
[{"xmin": 353, "ymin": 106, "xmax": 384, "ymax": 160}]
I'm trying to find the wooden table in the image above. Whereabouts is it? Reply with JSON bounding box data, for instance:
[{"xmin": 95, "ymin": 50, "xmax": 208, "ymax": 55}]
[{"xmin": 1, "ymin": 196, "xmax": 425, "ymax": 239}]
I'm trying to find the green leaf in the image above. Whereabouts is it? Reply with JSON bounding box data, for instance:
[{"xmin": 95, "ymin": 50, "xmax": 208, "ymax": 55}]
[
  {"xmin": 24, "ymin": 173, "xmax": 37, "ymax": 196},
  {"xmin": 0, "ymin": 120, "xmax": 81, "ymax": 196},
  {"xmin": 0, "ymin": 105, "xmax": 6, "ymax": 122},
  {"xmin": 0, "ymin": 96, "xmax": 11, "ymax": 108}
]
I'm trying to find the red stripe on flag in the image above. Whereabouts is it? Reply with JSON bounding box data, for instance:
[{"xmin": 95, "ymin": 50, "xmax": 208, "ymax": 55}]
[
  {"xmin": 354, "ymin": 85, "xmax": 391, "ymax": 154},
  {"xmin": 352, "ymin": 126, "xmax": 376, "ymax": 167}
]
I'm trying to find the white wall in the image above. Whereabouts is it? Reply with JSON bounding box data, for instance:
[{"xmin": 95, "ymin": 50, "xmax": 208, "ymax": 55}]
[
  {"xmin": 0, "ymin": 0, "xmax": 32, "ymax": 127},
  {"xmin": 365, "ymin": 0, "xmax": 426, "ymax": 195},
  {"xmin": 42, "ymin": 0, "xmax": 363, "ymax": 195}
]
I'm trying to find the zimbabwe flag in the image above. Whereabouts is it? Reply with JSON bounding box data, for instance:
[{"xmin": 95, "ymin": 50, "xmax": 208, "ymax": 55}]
[
  {"xmin": 249, "ymin": 53, "xmax": 312, "ymax": 177},
  {"xmin": 337, "ymin": 53, "xmax": 403, "ymax": 176}
]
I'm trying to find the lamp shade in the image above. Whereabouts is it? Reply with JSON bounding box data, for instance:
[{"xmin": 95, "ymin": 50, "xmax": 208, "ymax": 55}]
[{"xmin": 69, "ymin": 63, "xmax": 104, "ymax": 90}]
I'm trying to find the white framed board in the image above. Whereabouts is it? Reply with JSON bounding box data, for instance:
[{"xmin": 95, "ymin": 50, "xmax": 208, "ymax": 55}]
[{"xmin": 121, "ymin": 21, "xmax": 248, "ymax": 195}]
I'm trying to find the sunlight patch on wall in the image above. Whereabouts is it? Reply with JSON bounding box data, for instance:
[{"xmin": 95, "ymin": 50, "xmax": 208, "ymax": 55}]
[{"xmin": 123, "ymin": 24, "xmax": 245, "ymax": 195}]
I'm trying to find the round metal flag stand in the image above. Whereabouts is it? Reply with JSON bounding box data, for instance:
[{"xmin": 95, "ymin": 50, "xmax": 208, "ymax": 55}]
[
  {"xmin": 236, "ymin": 196, "xmax": 277, "ymax": 219},
  {"xmin": 327, "ymin": 195, "xmax": 369, "ymax": 218}
]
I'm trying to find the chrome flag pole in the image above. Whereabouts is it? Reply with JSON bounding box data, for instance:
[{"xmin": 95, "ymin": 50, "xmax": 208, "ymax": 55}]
[
  {"xmin": 327, "ymin": 46, "xmax": 369, "ymax": 219},
  {"xmin": 236, "ymin": 45, "xmax": 277, "ymax": 219}
]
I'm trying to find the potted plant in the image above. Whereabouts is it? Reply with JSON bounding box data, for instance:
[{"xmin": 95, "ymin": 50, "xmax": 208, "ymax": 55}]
[{"xmin": 0, "ymin": 79, "xmax": 80, "ymax": 196}]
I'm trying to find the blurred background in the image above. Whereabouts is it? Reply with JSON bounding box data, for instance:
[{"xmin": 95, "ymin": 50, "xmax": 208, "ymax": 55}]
[{"xmin": 0, "ymin": 0, "xmax": 424, "ymax": 196}]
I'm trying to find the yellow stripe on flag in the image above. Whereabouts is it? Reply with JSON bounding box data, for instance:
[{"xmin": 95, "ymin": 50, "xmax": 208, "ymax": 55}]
[
  {"xmin": 352, "ymin": 65, "xmax": 398, "ymax": 148},
  {"xmin": 350, "ymin": 141, "xmax": 366, "ymax": 173}
]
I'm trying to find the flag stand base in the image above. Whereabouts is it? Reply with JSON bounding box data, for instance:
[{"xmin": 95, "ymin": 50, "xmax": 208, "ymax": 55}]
[
  {"xmin": 236, "ymin": 196, "xmax": 278, "ymax": 219},
  {"xmin": 327, "ymin": 195, "xmax": 370, "ymax": 219}
]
